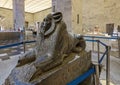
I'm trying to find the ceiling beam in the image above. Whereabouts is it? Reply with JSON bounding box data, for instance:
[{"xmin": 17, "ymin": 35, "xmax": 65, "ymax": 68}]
[{"xmin": 0, "ymin": 0, "xmax": 52, "ymax": 13}]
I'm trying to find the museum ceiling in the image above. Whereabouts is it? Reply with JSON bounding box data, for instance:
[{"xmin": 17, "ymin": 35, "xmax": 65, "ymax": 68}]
[{"xmin": 0, "ymin": 0, "xmax": 52, "ymax": 13}]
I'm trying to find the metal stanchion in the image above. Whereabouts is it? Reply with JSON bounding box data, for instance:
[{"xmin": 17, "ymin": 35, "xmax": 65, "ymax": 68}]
[
  {"xmin": 92, "ymin": 36, "xmax": 94, "ymax": 52},
  {"xmin": 23, "ymin": 27, "xmax": 26, "ymax": 53},
  {"xmin": 23, "ymin": 40, "xmax": 26, "ymax": 53},
  {"xmin": 97, "ymin": 40, "xmax": 100, "ymax": 63},
  {"xmin": 118, "ymin": 37, "xmax": 120, "ymax": 58},
  {"xmin": 106, "ymin": 46, "xmax": 111, "ymax": 85},
  {"xmin": 94, "ymin": 62, "xmax": 100, "ymax": 85}
]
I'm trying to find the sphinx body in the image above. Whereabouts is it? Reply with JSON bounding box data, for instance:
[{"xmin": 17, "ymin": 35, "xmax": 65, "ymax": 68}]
[
  {"xmin": 34, "ymin": 12, "xmax": 86, "ymax": 72},
  {"xmin": 17, "ymin": 12, "xmax": 86, "ymax": 72},
  {"xmin": 4, "ymin": 12, "xmax": 88, "ymax": 85}
]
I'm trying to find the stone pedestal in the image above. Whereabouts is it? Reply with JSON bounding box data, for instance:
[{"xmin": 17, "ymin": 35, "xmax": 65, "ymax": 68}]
[
  {"xmin": 31, "ymin": 51, "xmax": 92, "ymax": 85},
  {"xmin": 4, "ymin": 51, "xmax": 93, "ymax": 85}
]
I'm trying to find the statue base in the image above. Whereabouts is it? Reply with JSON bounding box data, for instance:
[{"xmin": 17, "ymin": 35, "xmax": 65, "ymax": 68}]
[
  {"xmin": 31, "ymin": 51, "xmax": 92, "ymax": 85},
  {"xmin": 4, "ymin": 51, "xmax": 93, "ymax": 85}
]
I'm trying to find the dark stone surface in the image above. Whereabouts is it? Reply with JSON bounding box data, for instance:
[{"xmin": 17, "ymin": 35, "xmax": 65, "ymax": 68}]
[
  {"xmin": 4, "ymin": 51, "xmax": 93, "ymax": 85},
  {"xmin": 33, "ymin": 51, "xmax": 92, "ymax": 85},
  {"xmin": 4, "ymin": 12, "xmax": 93, "ymax": 85}
]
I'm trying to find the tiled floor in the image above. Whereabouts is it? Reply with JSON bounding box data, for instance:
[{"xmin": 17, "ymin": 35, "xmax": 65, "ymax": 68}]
[
  {"xmin": 0, "ymin": 40, "xmax": 20, "ymax": 46},
  {"xmin": 0, "ymin": 40, "xmax": 35, "ymax": 60},
  {"xmin": 92, "ymin": 52, "xmax": 120, "ymax": 85}
]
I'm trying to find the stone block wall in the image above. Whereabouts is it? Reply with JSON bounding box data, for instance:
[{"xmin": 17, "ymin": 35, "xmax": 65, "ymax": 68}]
[
  {"xmin": 1, "ymin": 0, "xmax": 120, "ymax": 33},
  {"xmin": 33, "ymin": 8, "xmax": 52, "ymax": 22},
  {"xmin": 0, "ymin": 8, "xmax": 14, "ymax": 30},
  {"xmin": 0, "ymin": 7, "xmax": 51, "ymax": 30},
  {"xmin": 82, "ymin": 0, "xmax": 105, "ymax": 32},
  {"xmin": 72, "ymin": 0, "xmax": 82, "ymax": 34},
  {"xmin": 82, "ymin": 0, "xmax": 120, "ymax": 33},
  {"xmin": 0, "ymin": 7, "xmax": 34, "ymax": 30}
]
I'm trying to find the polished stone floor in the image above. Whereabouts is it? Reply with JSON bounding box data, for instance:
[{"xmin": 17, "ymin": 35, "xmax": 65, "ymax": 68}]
[
  {"xmin": 0, "ymin": 40, "xmax": 119, "ymax": 85},
  {"xmin": 0, "ymin": 40, "xmax": 35, "ymax": 60},
  {"xmin": 92, "ymin": 52, "xmax": 120, "ymax": 85}
]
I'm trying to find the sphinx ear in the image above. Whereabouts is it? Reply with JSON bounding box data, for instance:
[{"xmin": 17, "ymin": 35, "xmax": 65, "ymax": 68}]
[{"xmin": 52, "ymin": 12, "xmax": 62, "ymax": 23}]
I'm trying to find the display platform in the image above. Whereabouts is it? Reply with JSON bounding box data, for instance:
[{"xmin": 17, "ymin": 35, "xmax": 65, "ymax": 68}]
[{"xmin": 0, "ymin": 31, "xmax": 20, "ymax": 40}]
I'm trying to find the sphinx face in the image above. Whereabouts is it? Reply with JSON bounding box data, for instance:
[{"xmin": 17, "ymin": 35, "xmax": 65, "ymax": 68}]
[
  {"xmin": 37, "ymin": 12, "xmax": 63, "ymax": 56},
  {"xmin": 41, "ymin": 14, "xmax": 52, "ymax": 34},
  {"xmin": 40, "ymin": 12, "xmax": 63, "ymax": 38}
]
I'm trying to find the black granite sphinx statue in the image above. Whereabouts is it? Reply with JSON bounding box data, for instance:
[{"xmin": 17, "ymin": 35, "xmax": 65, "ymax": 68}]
[{"xmin": 4, "ymin": 12, "xmax": 93, "ymax": 85}]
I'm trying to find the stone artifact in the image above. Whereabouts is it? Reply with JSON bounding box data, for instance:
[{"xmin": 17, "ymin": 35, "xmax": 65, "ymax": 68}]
[{"xmin": 4, "ymin": 12, "xmax": 93, "ymax": 85}]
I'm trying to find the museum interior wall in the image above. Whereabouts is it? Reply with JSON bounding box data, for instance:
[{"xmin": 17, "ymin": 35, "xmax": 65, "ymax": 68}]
[
  {"xmin": 0, "ymin": 0, "xmax": 120, "ymax": 33},
  {"xmin": 33, "ymin": 8, "xmax": 51, "ymax": 22},
  {"xmin": 0, "ymin": 7, "xmax": 51, "ymax": 30},
  {"xmin": 0, "ymin": 7, "xmax": 34, "ymax": 30},
  {"xmin": 52, "ymin": 0, "xmax": 82, "ymax": 33},
  {"xmin": 82, "ymin": 0, "xmax": 120, "ymax": 33},
  {"xmin": 104, "ymin": 0, "xmax": 120, "ymax": 29},
  {"xmin": 25, "ymin": 12, "xmax": 34, "ymax": 27},
  {"xmin": 72, "ymin": 0, "xmax": 82, "ymax": 34},
  {"xmin": 0, "ymin": 8, "xmax": 14, "ymax": 30},
  {"xmin": 82, "ymin": 0, "xmax": 105, "ymax": 33}
]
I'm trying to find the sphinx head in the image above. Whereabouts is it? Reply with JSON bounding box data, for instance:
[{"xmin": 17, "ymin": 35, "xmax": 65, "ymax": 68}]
[{"xmin": 40, "ymin": 12, "xmax": 63, "ymax": 39}]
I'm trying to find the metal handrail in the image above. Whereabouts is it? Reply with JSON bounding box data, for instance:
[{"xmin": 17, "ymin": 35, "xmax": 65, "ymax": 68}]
[
  {"xmin": 0, "ymin": 40, "xmax": 36, "ymax": 49},
  {"xmin": 68, "ymin": 39, "xmax": 110, "ymax": 85},
  {"xmin": 0, "ymin": 39, "xmax": 110, "ymax": 85},
  {"xmin": 84, "ymin": 35, "xmax": 119, "ymax": 40}
]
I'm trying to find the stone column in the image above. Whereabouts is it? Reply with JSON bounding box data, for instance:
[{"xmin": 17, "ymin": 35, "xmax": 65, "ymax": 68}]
[
  {"xmin": 52, "ymin": 0, "xmax": 72, "ymax": 32},
  {"xmin": 13, "ymin": 0, "xmax": 25, "ymax": 31}
]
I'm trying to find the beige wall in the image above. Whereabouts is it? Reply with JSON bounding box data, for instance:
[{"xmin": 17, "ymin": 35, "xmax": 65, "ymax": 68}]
[
  {"xmin": 34, "ymin": 0, "xmax": 82, "ymax": 33},
  {"xmin": 25, "ymin": 12, "xmax": 34, "ymax": 27},
  {"xmin": 104, "ymin": 0, "xmax": 120, "ymax": 28},
  {"xmin": 33, "ymin": 8, "xmax": 52, "ymax": 22},
  {"xmin": 0, "ymin": 7, "xmax": 51, "ymax": 30},
  {"xmin": 0, "ymin": 8, "xmax": 13, "ymax": 30},
  {"xmin": 0, "ymin": 7, "xmax": 34, "ymax": 30},
  {"xmin": 1, "ymin": 0, "xmax": 120, "ymax": 33},
  {"xmin": 82, "ymin": 0, "xmax": 105, "ymax": 32},
  {"xmin": 82, "ymin": 0, "xmax": 120, "ymax": 33},
  {"xmin": 72, "ymin": 0, "xmax": 82, "ymax": 34}
]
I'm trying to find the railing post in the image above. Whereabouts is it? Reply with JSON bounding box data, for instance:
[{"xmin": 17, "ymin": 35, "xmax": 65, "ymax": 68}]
[
  {"xmin": 106, "ymin": 46, "xmax": 111, "ymax": 85},
  {"xmin": 23, "ymin": 40, "xmax": 26, "ymax": 53},
  {"xmin": 92, "ymin": 36, "xmax": 94, "ymax": 52},
  {"xmin": 118, "ymin": 37, "xmax": 120, "ymax": 58},
  {"xmin": 23, "ymin": 27, "xmax": 26, "ymax": 53},
  {"xmin": 97, "ymin": 40, "xmax": 100, "ymax": 63},
  {"xmin": 94, "ymin": 62, "xmax": 100, "ymax": 85}
]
